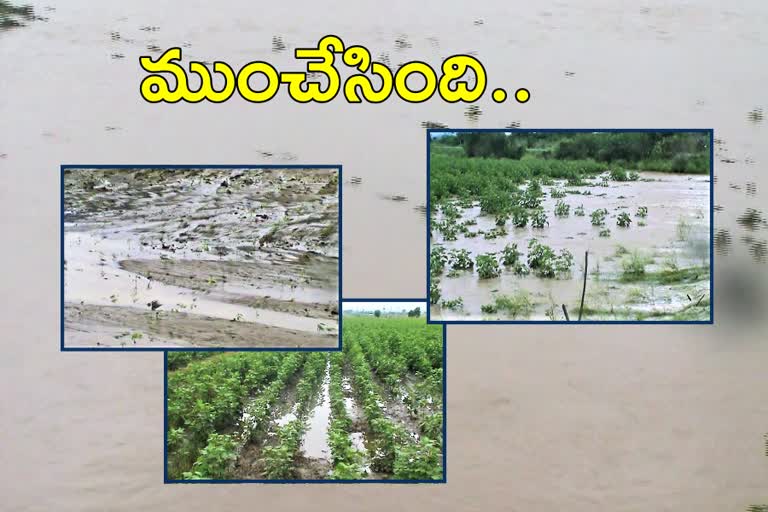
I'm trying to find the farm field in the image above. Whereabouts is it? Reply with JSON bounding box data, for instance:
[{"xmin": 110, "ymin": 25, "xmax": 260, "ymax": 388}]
[
  {"xmin": 63, "ymin": 167, "xmax": 339, "ymax": 348},
  {"xmin": 165, "ymin": 306, "xmax": 444, "ymax": 481},
  {"xmin": 429, "ymin": 132, "xmax": 712, "ymax": 322}
]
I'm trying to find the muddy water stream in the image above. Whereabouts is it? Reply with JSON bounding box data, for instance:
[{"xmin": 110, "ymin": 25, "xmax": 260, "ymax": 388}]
[{"xmin": 432, "ymin": 172, "xmax": 711, "ymax": 320}]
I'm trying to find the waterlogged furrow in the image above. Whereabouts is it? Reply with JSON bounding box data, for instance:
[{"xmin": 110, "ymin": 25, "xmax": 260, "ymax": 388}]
[{"xmin": 326, "ymin": 352, "xmax": 366, "ymax": 479}]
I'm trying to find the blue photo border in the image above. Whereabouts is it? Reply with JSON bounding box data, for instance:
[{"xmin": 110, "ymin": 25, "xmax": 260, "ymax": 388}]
[
  {"xmin": 163, "ymin": 298, "xmax": 447, "ymax": 484},
  {"xmin": 60, "ymin": 164, "xmax": 343, "ymax": 352},
  {"xmin": 425, "ymin": 128, "xmax": 715, "ymax": 325}
]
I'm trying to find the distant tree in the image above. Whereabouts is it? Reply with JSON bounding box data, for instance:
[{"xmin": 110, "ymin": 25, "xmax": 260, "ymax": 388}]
[
  {"xmin": 374, "ymin": 310, "xmax": 381, "ymax": 317},
  {"xmin": 407, "ymin": 307, "xmax": 422, "ymax": 317}
]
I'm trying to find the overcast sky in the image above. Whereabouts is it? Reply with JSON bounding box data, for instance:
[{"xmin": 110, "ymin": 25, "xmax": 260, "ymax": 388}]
[{"xmin": 342, "ymin": 301, "xmax": 425, "ymax": 312}]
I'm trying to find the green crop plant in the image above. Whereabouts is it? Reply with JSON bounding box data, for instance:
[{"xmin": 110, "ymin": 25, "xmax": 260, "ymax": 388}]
[
  {"xmin": 574, "ymin": 205, "xmax": 585, "ymax": 216},
  {"xmin": 501, "ymin": 243, "xmax": 521, "ymax": 266},
  {"xmin": 183, "ymin": 433, "xmax": 237, "ymax": 480},
  {"xmin": 599, "ymin": 228, "xmax": 611, "ymax": 237},
  {"xmin": 511, "ymin": 206, "xmax": 528, "ymax": 227},
  {"xmin": 448, "ymin": 248, "xmax": 473, "ymax": 271},
  {"xmin": 527, "ymin": 239, "xmax": 574, "ymax": 278},
  {"xmin": 495, "ymin": 212, "xmax": 509, "ymax": 226},
  {"xmin": 635, "ymin": 206, "xmax": 648, "ymax": 217},
  {"xmin": 590, "ymin": 208, "xmax": 608, "ymax": 226},
  {"xmin": 620, "ymin": 250, "xmax": 653, "ymax": 281},
  {"xmin": 530, "ymin": 209, "xmax": 548, "ymax": 228},
  {"xmin": 554, "ymin": 200, "xmax": 570, "ymax": 217},
  {"xmin": 476, "ymin": 253, "xmax": 501, "ymax": 279},
  {"xmin": 440, "ymin": 297, "xmax": 464, "ymax": 310},
  {"xmin": 430, "ymin": 280, "xmax": 441, "ymax": 304},
  {"xmin": 617, "ymin": 212, "xmax": 632, "ymax": 227},
  {"xmin": 550, "ymin": 188, "xmax": 567, "ymax": 199},
  {"xmin": 609, "ymin": 168, "xmax": 628, "ymax": 181},
  {"xmin": 430, "ymin": 246, "xmax": 448, "ymax": 276}
]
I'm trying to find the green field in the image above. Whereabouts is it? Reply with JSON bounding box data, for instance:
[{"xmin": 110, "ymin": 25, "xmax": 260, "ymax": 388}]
[{"xmin": 166, "ymin": 314, "xmax": 444, "ymax": 480}]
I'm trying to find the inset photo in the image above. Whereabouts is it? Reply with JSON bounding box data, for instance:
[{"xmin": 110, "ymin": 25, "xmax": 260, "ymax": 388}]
[
  {"xmin": 165, "ymin": 300, "xmax": 445, "ymax": 483},
  {"xmin": 428, "ymin": 129, "xmax": 712, "ymax": 323},
  {"xmin": 62, "ymin": 165, "xmax": 340, "ymax": 349}
]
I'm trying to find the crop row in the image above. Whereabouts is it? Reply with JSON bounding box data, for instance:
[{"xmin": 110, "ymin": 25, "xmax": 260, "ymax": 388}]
[
  {"xmin": 344, "ymin": 327, "xmax": 443, "ymax": 480},
  {"xmin": 167, "ymin": 352, "xmax": 303, "ymax": 479}
]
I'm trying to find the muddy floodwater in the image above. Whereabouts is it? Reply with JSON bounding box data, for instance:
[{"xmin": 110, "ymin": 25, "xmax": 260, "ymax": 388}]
[
  {"xmin": 431, "ymin": 172, "xmax": 711, "ymax": 321},
  {"xmin": 63, "ymin": 168, "xmax": 339, "ymax": 347},
  {"xmin": 3, "ymin": 0, "xmax": 768, "ymax": 510}
]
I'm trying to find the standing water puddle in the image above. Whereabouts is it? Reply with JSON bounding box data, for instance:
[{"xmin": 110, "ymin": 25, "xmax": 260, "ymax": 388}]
[{"xmin": 300, "ymin": 360, "xmax": 332, "ymax": 460}]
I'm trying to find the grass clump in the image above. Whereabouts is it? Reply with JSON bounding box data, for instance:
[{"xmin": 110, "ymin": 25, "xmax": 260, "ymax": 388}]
[
  {"xmin": 482, "ymin": 291, "xmax": 534, "ymax": 319},
  {"xmin": 620, "ymin": 251, "xmax": 653, "ymax": 281},
  {"xmin": 591, "ymin": 208, "xmax": 608, "ymax": 226}
]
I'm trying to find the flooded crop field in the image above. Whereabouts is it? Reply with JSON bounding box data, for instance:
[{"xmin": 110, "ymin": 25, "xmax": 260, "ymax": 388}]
[
  {"xmin": 63, "ymin": 167, "xmax": 339, "ymax": 348},
  {"xmin": 431, "ymin": 172, "xmax": 711, "ymax": 321},
  {"xmin": 429, "ymin": 132, "xmax": 712, "ymax": 322},
  {"xmin": 166, "ymin": 307, "xmax": 444, "ymax": 481},
  {"xmin": 2, "ymin": 0, "xmax": 768, "ymax": 510}
]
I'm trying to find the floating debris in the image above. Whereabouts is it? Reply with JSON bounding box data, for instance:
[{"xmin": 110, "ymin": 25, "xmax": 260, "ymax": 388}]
[
  {"xmin": 737, "ymin": 208, "xmax": 766, "ymax": 231},
  {"xmin": 272, "ymin": 35, "xmax": 286, "ymax": 53},
  {"xmin": 421, "ymin": 121, "xmax": 448, "ymax": 129},
  {"xmin": 347, "ymin": 176, "xmax": 362, "ymax": 185}
]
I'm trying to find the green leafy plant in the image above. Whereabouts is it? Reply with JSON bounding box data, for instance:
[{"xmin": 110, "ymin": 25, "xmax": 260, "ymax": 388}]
[
  {"xmin": 635, "ymin": 206, "xmax": 648, "ymax": 217},
  {"xmin": 511, "ymin": 206, "xmax": 528, "ymax": 227},
  {"xmin": 574, "ymin": 204, "xmax": 585, "ymax": 216},
  {"xmin": 530, "ymin": 209, "xmax": 548, "ymax": 228},
  {"xmin": 617, "ymin": 212, "xmax": 632, "ymax": 227},
  {"xmin": 476, "ymin": 253, "xmax": 501, "ymax": 279},
  {"xmin": 549, "ymin": 188, "xmax": 567, "ymax": 199},
  {"xmin": 599, "ymin": 228, "xmax": 611, "ymax": 237},
  {"xmin": 449, "ymin": 248, "xmax": 474, "ymax": 271},
  {"xmin": 590, "ymin": 208, "xmax": 608, "ymax": 226},
  {"xmin": 527, "ymin": 239, "xmax": 573, "ymax": 278},
  {"xmin": 430, "ymin": 246, "xmax": 448, "ymax": 276},
  {"xmin": 554, "ymin": 200, "xmax": 570, "ymax": 217}
]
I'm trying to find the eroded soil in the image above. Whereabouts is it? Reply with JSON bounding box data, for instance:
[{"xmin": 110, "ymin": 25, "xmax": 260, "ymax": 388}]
[{"xmin": 63, "ymin": 168, "xmax": 339, "ymax": 347}]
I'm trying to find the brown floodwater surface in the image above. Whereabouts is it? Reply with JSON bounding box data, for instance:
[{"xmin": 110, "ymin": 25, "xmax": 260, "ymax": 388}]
[{"xmin": 1, "ymin": 0, "xmax": 767, "ymax": 510}]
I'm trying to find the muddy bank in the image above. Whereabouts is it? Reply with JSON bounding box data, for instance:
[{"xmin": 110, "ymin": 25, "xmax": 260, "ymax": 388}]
[
  {"xmin": 63, "ymin": 168, "xmax": 339, "ymax": 347},
  {"xmin": 65, "ymin": 303, "xmax": 336, "ymax": 348}
]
